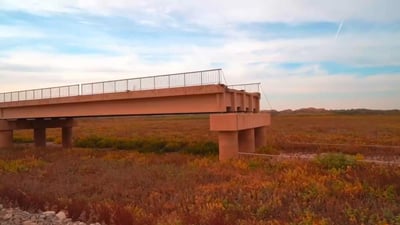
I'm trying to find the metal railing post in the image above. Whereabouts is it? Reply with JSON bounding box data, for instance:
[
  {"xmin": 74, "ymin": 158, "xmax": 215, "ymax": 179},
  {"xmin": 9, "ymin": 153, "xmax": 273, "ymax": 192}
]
[{"xmin": 218, "ymin": 70, "xmax": 221, "ymax": 84}]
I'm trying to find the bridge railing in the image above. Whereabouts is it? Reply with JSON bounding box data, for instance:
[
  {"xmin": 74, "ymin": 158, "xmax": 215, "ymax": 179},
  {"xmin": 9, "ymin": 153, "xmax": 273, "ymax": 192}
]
[
  {"xmin": 0, "ymin": 69, "xmax": 223, "ymax": 103},
  {"xmin": 228, "ymin": 83, "xmax": 260, "ymax": 93},
  {"xmin": 80, "ymin": 69, "xmax": 222, "ymax": 95},
  {"xmin": 0, "ymin": 84, "xmax": 80, "ymax": 103}
]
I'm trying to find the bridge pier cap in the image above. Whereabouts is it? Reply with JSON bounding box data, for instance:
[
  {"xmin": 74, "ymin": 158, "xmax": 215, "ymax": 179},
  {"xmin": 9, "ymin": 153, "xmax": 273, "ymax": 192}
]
[{"xmin": 210, "ymin": 113, "xmax": 271, "ymax": 132}]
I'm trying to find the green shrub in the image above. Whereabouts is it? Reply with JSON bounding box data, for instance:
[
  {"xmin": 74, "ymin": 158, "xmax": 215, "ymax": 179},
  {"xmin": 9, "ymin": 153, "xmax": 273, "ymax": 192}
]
[
  {"xmin": 183, "ymin": 141, "xmax": 218, "ymax": 156},
  {"xmin": 13, "ymin": 137, "xmax": 33, "ymax": 143},
  {"xmin": 74, "ymin": 135, "xmax": 115, "ymax": 148},
  {"xmin": 315, "ymin": 153, "xmax": 358, "ymax": 170},
  {"xmin": 74, "ymin": 136, "xmax": 218, "ymax": 155}
]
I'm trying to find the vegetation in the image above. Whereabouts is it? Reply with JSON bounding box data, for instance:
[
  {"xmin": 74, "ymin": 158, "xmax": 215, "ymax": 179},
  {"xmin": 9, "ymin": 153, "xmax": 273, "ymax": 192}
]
[
  {"xmin": 74, "ymin": 135, "xmax": 218, "ymax": 155},
  {"xmin": 0, "ymin": 148, "xmax": 399, "ymax": 225},
  {"xmin": 2, "ymin": 113, "xmax": 399, "ymax": 224},
  {"xmin": 315, "ymin": 153, "xmax": 358, "ymax": 170}
]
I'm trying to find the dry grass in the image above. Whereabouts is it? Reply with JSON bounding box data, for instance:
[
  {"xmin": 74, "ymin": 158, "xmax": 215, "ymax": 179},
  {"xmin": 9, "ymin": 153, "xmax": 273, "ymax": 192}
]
[
  {"xmin": 0, "ymin": 148, "xmax": 399, "ymax": 225},
  {"xmin": 2, "ymin": 113, "xmax": 399, "ymax": 224}
]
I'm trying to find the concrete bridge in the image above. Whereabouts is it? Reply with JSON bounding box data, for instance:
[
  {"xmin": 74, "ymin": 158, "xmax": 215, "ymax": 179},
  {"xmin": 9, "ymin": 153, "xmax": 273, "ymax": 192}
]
[{"xmin": 0, "ymin": 69, "xmax": 270, "ymax": 160}]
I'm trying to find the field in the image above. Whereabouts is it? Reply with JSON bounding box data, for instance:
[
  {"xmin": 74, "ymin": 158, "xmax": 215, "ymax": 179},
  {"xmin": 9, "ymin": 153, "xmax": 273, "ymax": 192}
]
[{"xmin": 1, "ymin": 112, "xmax": 400, "ymax": 225}]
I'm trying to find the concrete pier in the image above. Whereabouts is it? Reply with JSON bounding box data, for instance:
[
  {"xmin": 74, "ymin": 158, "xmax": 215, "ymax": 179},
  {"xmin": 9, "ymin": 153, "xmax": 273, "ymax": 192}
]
[
  {"xmin": 62, "ymin": 127, "xmax": 73, "ymax": 148},
  {"xmin": 255, "ymin": 126, "xmax": 267, "ymax": 148},
  {"xmin": 239, "ymin": 129, "xmax": 255, "ymax": 153},
  {"xmin": 34, "ymin": 128, "xmax": 46, "ymax": 148},
  {"xmin": 0, "ymin": 130, "xmax": 13, "ymax": 148},
  {"xmin": 0, "ymin": 118, "xmax": 74, "ymax": 149},
  {"xmin": 210, "ymin": 113, "xmax": 271, "ymax": 161}
]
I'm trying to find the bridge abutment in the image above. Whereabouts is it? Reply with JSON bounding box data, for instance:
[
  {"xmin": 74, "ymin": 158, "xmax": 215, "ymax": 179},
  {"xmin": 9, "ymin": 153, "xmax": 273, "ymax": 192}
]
[{"xmin": 210, "ymin": 113, "xmax": 271, "ymax": 161}]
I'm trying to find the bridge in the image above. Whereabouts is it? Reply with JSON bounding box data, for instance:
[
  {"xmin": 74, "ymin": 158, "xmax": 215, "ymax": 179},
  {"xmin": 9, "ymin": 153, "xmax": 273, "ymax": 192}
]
[{"xmin": 0, "ymin": 69, "xmax": 270, "ymax": 160}]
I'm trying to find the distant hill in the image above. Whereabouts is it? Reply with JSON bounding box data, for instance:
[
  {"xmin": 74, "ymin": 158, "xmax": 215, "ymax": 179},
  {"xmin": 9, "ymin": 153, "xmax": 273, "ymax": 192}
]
[
  {"xmin": 263, "ymin": 108, "xmax": 400, "ymax": 115},
  {"xmin": 332, "ymin": 109, "xmax": 400, "ymax": 115}
]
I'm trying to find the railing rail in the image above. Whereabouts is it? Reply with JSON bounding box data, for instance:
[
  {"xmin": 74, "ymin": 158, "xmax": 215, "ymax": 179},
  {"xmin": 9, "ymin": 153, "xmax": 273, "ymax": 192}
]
[
  {"xmin": 0, "ymin": 84, "xmax": 80, "ymax": 103},
  {"xmin": 0, "ymin": 69, "xmax": 223, "ymax": 103},
  {"xmin": 80, "ymin": 68, "xmax": 222, "ymax": 95},
  {"xmin": 228, "ymin": 82, "xmax": 260, "ymax": 93}
]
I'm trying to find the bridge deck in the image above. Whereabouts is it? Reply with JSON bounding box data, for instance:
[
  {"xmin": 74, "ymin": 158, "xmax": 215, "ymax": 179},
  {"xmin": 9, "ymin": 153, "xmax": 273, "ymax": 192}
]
[{"xmin": 0, "ymin": 84, "xmax": 260, "ymax": 119}]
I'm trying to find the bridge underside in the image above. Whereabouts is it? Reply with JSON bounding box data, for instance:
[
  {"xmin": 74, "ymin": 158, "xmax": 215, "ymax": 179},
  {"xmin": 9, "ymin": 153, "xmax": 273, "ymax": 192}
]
[{"xmin": 0, "ymin": 84, "xmax": 270, "ymax": 160}]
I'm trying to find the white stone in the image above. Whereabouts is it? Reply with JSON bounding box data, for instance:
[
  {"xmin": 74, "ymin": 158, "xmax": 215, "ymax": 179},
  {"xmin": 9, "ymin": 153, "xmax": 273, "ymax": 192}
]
[
  {"xmin": 43, "ymin": 210, "xmax": 56, "ymax": 216},
  {"xmin": 56, "ymin": 211, "xmax": 67, "ymax": 220},
  {"xmin": 22, "ymin": 221, "xmax": 38, "ymax": 225},
  {"xmin": 3, "ymin": 213, "xmax": 12, "ymax": 220}
]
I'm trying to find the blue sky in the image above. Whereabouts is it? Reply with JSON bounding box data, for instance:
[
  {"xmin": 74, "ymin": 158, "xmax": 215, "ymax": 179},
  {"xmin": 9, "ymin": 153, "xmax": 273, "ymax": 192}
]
[{"xmin": 0, "ymin": 0, "xmax": 399, "ymax": 110}]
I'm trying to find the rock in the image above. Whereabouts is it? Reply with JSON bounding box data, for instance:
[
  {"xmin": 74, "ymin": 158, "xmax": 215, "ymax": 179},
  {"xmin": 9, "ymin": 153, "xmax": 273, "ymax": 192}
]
[
  {"xmin": 2, "ymin": 212, "xmax": 12, "ymax": 220},
  {"xmin": 56, "ymin": 211, "xmax": 67, "ymax": 220},
  {"xmin": 23, "ymin": 220, "xmax": 38, "ymax": 225},
  {"xmin": 43, "ymin": 210, "xmax": 56, "ymax": 216},
  {"xmin": 0, "ymin": 206, "xmax": 95, "ymax": 225}
]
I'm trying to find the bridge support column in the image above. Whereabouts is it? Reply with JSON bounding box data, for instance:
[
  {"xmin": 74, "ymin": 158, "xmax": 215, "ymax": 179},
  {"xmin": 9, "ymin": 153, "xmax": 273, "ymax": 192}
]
[
  {"xmin": 0, "ymin": 130, "xmax": 13, "ymax": 149},
  {"xmin": 218, "ymin": 131, "xmax": 239, "ymax": 161},
  {"xmin": 239, "ymin": 129, "xmax": 255, "ymax": 153},
  {"xmin": 0, "ymin": 120, "xmax": 13, "ymax": 149},
  {"xmin": 62, "ymin": 126, "xmax": 73, "ymax": 148},
  {"xmin": 255, "ymin": 126, "xmax": 267, "ymax": 148},
  {"xmin": 210, "ymin": 112, "xmax": 271, "ymax": 161},
  {"xmin": 34, "ymin": 128, "xmax": 46, "ymax": 148}
]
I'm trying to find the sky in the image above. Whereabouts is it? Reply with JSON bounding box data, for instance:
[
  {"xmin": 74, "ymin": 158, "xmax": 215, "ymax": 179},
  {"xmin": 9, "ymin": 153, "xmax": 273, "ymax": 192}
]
[{"xmin": 0, "ymin": 0, "xmax": 399, "ymax": 110}]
